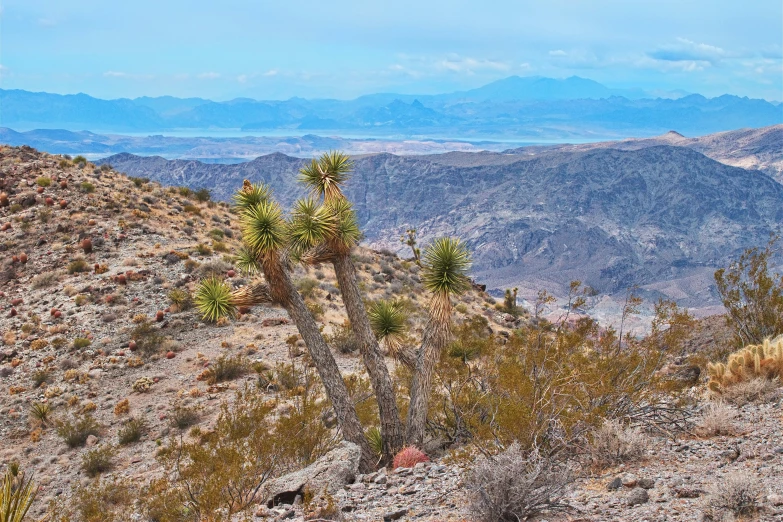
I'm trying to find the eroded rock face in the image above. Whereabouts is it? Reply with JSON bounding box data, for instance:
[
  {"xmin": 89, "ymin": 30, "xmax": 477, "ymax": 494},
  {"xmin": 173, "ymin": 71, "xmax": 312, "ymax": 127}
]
[{"xmin": 264, "ymin": 441, "xmax": 361, "ymax": 508}]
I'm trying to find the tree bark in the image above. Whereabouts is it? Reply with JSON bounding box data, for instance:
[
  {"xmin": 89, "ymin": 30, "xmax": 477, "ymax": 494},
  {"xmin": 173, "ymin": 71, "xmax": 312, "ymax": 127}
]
[
  {"xmin": 405, "ymin": 300, "xmax": 451, "ymax": 447},
  {"xmin": 263, "ymin": 255, "xmax": 376, "ymax": 472},
  {"xmin": 332, "ymin": 253, "xmax": 404, "ymax": 462}
]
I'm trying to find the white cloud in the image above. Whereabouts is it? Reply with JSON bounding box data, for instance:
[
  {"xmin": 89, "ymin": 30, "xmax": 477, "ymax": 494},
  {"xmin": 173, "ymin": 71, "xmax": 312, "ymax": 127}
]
[
  {"xmin": 103, "ymin": 71, "xmax": 155, "ymax": 80},
  {"xmin": 263, "ymin": 69, "xmax": 278, "ymax": 77},
  {"xmin": 437, "ymin": 55, "xmax": 510, "ymax": 74},
  {"xmin": 197, "ymin": 72, "xmax": 221, "ymax": 79},
  {"xmin": 548, "ymin": 49, "xmax": 567, "ymax": 57}
]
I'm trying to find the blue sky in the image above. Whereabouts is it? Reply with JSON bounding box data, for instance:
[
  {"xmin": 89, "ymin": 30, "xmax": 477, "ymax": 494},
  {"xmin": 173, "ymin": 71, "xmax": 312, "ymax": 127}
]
[{"xmin": 1, "ymin": 0, "xmax": 781, "ymax": 101}]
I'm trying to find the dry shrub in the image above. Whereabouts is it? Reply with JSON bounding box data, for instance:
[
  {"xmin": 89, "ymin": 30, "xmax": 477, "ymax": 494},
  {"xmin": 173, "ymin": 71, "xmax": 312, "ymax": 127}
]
[
  {"xmin": 719, "ymin": 377, "xmax": 780, "ymax": 406},
  {"xmin": 205, "ymin": 354, "xmax": 249, "ymax": 384},
  {"xmin": 588, "ymin": 419, "xmax": 648, "ymax": 469},
  {"xmin": 47, "ymin": 479, "xmax": 134, "ymax": 522},
  {"xmin": 703, "ymin": 472, "xmax": 763, "ymax": 520},
  {"xmin": 81, "ymin": 445, "xmax": 115, "ymax": 477},
  {"xmin": 696, "ymin": 402, "xmax": 738, "ymax": 437},
  {"xmin": 56, "ymin": 414, "xmax": 102, "ymax": 448},
  {"xmin": 466, "ymin": 443, "xmax": 572, "ymax": 522}
]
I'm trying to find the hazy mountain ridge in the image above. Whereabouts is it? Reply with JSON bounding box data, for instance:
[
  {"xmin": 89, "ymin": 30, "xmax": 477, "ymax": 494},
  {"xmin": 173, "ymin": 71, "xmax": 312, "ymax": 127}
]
[
  {"xmin": 99, "ymin": 144, "xmax": 783, "ymax": 307},
  {"xmin": 2, "ymin": 75, "xmax": 780, "ymax": 138}
]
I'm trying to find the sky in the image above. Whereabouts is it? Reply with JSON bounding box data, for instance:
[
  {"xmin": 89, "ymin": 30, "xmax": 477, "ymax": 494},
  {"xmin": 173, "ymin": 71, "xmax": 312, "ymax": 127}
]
[{"xmin": 1, "ymin": 0, "xmax": 781, "ymax": 101}]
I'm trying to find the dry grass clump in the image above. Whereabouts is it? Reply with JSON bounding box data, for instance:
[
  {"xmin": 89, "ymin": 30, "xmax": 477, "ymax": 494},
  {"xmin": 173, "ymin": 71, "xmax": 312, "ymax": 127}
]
[
  {"xmin": 588, "ymin": 419, "xmax": 648, "ymax": 469},
  {"xmin": 205, "ymin": 354, "xmax": 249, "ymax": 384},
  {"xmin": 718, "ymin": 377, "xmax": 780, "ymax": 406},
  {"xmin": 170, "ymin": 403, "xmax": 202, "ymax": 430},
  {"xmin": 696, "ymin": 402, "xmax": 738, "ymax": 437},
  {"xmin": 117, "ymin": 418, "xmax": 146, "ymax": 445},
  {"xmin": 466, "ymin": 443, "xmax": 572, "ymax": 522},
  {"xmin": 703, "ymin": 472, "xmax": 763, "ymax": 520}
]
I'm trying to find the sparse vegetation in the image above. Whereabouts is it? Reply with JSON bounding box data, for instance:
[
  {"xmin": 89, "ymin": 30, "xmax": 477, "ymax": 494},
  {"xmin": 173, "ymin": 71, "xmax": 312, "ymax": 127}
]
[
  {"xmin": 205, "ymin": 354, "xmax": 249, "ymax": 384},
  {"xmin": 81, "ymin": 445, "xmax": 115, "ymax": 477},
  {"xmin": 588, "ymin": 420, "xmax": 648, "ymax": 469},
  {"xmin": 68, "ymin": 258, "xmax": 90, "ymax": 274},
  {"xmin": 170, "ymin": 403, "xmax": 202, "ymax": 430},
  {"xmin": 704, "ymin": 472, "xmax": 762, "ymax": 519},
  {"xmin": 467, "ymin": 443, "xmax": 572, "ymax": 522},
  {"xmin": 118, "ymin": 418, "xmax": 146, "ymax": 445},
  {"xmin": 56, "ymin": 414, "xmax": 102, "ymax": 448}
]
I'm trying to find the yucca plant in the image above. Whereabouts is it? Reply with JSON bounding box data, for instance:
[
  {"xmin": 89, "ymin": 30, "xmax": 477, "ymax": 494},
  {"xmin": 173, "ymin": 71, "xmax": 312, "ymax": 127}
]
[
  {"xmin": 297, "ymin": 152, "xmax": 405, "ymax": 461},
  {"xmin": 1, "ymin": 466, "xmax": 37, "ymax": 522},
  {"xmin": 29, "ymin": 402, "xmax": 52, "ymax": 426},
  {"xmin": 194, "ymin": 276, "xmax": 235, "ymax": 323},
  {"xmin": 406, "ymin": 237, "xmax": 471, "ymax": 445},
  {"xmin": 368, "ymin": 299, "xmax": 413, "ymax": 367},
  {"xmin": 366, "ymin": 426, "xmax": 384, "ymax": 457},
  {"xmin": 196, "ymin": 180, "xmax": 375, "ymax": 471}
]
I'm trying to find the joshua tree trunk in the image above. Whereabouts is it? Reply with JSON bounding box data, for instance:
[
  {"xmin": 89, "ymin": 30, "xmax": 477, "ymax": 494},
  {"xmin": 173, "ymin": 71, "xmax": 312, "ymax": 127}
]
[
  {"xmin": 332, "ymin": 253, "xmax": 404, "ymax": 462},
  {"xmin": 405, "ymin": 301, "xmax": 452, "ymax": 447},
  {"xmin": 263, "ymin": 255, "xmax": 376, "ymax": 472}
]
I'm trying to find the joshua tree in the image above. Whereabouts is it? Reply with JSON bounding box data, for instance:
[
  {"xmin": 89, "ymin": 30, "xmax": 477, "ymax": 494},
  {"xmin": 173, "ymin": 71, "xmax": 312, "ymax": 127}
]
[
  {"xmin": 406, "ymin": 237, "xmax": 471, "ymax": 446},
  {"xmin": 299, "ymin": 152, "xmax": 405, "ymax": 461},
  {"xmin": 0, "ymin": 465, "xmax": 37, "ymax": 522},
  {"xmin": 198, "ymin": 181, "xmax": 375, "ymax": 471},
  {"xmin": 368, "ymin": 299, "xmax": 415, "ymax": 368}
]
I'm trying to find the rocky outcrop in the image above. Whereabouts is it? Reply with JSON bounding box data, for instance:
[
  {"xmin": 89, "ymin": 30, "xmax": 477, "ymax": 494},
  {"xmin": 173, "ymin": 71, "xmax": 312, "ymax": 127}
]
[{"xmin": 263, "ymin": 441, "xmax": 362, "ymax": 507}]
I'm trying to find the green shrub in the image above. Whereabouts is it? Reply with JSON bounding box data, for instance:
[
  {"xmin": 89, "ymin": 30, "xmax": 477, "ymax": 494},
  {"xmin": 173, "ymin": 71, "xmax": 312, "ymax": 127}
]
[
  {"xmin": 194, "ymin": 188, "xmax": 211, "ymax": 202},
  {"xmin": 68, "ymin": 258, "xmax": 90, "ymax": 274},
  {"xmin": 56, "ymin": 414, "xmax": 102, "ymax": 448},
  {"xmin": 73, "ymin": 155, "xmax": 88, "ymax": 165},
  {"xmin": 206, "ymin": 354, "xmax": 249, "ymax": 384},
  {"xmin": 81, "ymin": 445, "xmax": 115, "ymax": 477},
  {"xmin": 170, "ymin": 403, "xmax": 202, "ymax": 430},
  {"xmin": 80, "ymin": 182, "xmax": 96, "ymax": 193},
  {"xmin": 118, "ymin": 418, "xmax": 146, "ymax": 445},
  {"xmin": 36, "ymin": 176, "xmax": 52, "ymax": 187},
  {"xmin": 73, "ymin": 338, "xmax": 91, "ymax": 349},
  {"xmin": 130, "ymin": 321, "xmax": 165, "ymax": 357},
  {"xmin": 30, "ymin": 401, "xmax": 53, "ymax": 425}
]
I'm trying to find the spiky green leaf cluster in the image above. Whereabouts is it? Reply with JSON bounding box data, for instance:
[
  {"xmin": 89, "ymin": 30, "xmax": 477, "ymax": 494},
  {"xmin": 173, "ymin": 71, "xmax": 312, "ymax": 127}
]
[
  {"xmin": 1, "ymin": 467, "xmax": 37, "ymax": 522},
  {"xmin": 365, "ymin": 426, "xmax": 383, "ymax": 456},
  {"xmin": 233, "ymin": 181, "xmax": 271, "ymax": 211},
  {"xmin": 288, "ymin": 198, "xmax": 335, "ymax": 256},
  {"xmin": 240, "ymin": 200, "xmax": 286, "ymax": 255},
  {"xmin": 422, "ymin": 237, "xmax": 472, "ymax": 297},
  {"xmin": 194, "ymin": 277, "xmax": 236, "ymax": 322},
  {"xmin": 368, "ymin": 299, "xmax": 407, "ymax": 348},
  {"xmin": 299, "ymin": 151, "xmax": 353, "ymax": 202},
  {"xmin": 327, "ymin": 198, "xmax": 361, "ymax": 250},
  {"xmin": 234, "ymin": 245, "xmax": 262, "ymax": 276}
]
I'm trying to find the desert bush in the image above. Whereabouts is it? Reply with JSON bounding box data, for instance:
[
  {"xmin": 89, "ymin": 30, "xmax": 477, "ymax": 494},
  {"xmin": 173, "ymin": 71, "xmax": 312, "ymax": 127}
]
[
  {"xmin": 196, "ymin": 259, "xmax": 231, "ymax": 278},
  {"xmin": 73, "ymin": 338, "xmax": 91, "ymax": 349},
  {"xmin": 130, "ymin": 321, "xmax": 164, "ymax": 356},
  {"xmin": 170, "ymin": 403, "xmax": 202, "ymax": 430},
  {"xmin": 715, "ymin": 239, "xmax": 783, "ymax": 347},
  {"xmin": 31, "ymin": 271, "xmax": 58, "ymax": 289},
  {"xmin": 365, "ymin": 426, "xmax": 383, "ymax": 457},
  {"xmin": 447, "ymin": 315, "xmax": 492, "ymax": 361},
  {"xmin": 118, "ymin": 418, "xmax": 146, "ymax": 445},
  {"xmin": 81, "ymin": 445, "xmax": 115, "ymax": 477},
  {"xmin": 326, "ymin": 323, "xmax": 361, "ymax": 354},
  {"xmin": 56, "ymin": 414, "xmax": 102, "ymax": 448},
  {"xmin": 151, "ymin": 387, "xmax": 281, "ymax": 520},
  {"xmin": 73, "ymin": 155, "xmax": 87, "ymax": 165},
  {"xmin": 80, "ymin": 181, "xmax": 95, "ymax": 193},
  {"xmin": 168, "ymin": 288, "xmax": 192, "ymax": 310},
  {"xmin": 194, "ymin": 188, "xmax": 212, "ymax": 202},
  {"xmin": 707, "ymin": 337, "xmax": 783, "ymax": 394},
  {"xmin": 31, "ymin": 368, "xmax": 51, "ymax": 388},
  {"xmin": 718, "ymin": 377, "xmax": 780, "ymax": 406},
  {"xmin": 36, "ymin": 176, "xmax": 52, "ymax": 187},
  {"xmin": 423, "ymin": 288, "xmax": 692, "ymax": 455},
  {"xmin": 295, "ymin": 277, "xmax": 320, "ymax": 299},
  {"xmin": 466, "ymin": 443, "xmax": 572, "ymax": 522},
  {"xmin": 703, "ymin": 472, "xmax": 762, "ymax": 519},
  {"xmin": 392, "ymin": 446, "xmax": 429, "ymax": 468},
  {"xmin": 206, "ymin": 354, "xmax": 249, "ymax": 384},
  {"xmin": 588, "ymin": 419, "xmax": 648, "ymax": 469},
  {"xmin": 696, "ymin": 402, "xmax": 738, "ymax": 437},
  {"xmin": 48, "ymin": 478, "xmax": 134, "ymax": 522},
  {"xmin": 68, "ymin": 258, "xmax": 90, "ymax": 274}
]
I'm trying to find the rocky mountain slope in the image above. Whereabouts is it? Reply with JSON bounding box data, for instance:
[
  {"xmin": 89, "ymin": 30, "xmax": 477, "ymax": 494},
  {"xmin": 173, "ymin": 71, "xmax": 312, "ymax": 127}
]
[
  {"xmin": 506, "ymin": 124, "xmax": 783, "ymax": 183},
  {"xmin": 100, "ymin": 144, "xmax": 783, "ymax": 308},
  {"xmin": 3, "ymin": 145, "xmax": 783, "ymax": 522}
]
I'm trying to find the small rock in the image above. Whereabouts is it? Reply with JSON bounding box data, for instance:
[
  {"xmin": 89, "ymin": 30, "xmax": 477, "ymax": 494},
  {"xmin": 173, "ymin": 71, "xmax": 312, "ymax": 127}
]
[
  {"xmin": 621, "ymin": 473, "xmax": 638, "ymax": 488},
  {"xmin": 607, "ymin": 477, "xmax": 623, "ymax": 491},
  {"xmin": 627, "ymin": 487, "xmax": 649, "ymax": 506},
  {"xmin": 768, "ymin": 494, "xmax": 783, "ymax": 506},
  {"xmin": 85, "ymin": 435, "xmax": 98, "ymax": 447},
  {"xmin": 383, "ymin": 508, "xmax": 408, "ymax": 521},
  {"xmin": 638, "ymin": 478, "xmax": 655, "ymax": 489}
]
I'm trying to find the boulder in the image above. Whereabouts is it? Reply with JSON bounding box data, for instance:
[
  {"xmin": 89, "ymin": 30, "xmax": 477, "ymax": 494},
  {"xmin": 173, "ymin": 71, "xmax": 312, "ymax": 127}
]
[{"xmin": 264, "ymin": 441, "xmax": 361, "ymax": 508}]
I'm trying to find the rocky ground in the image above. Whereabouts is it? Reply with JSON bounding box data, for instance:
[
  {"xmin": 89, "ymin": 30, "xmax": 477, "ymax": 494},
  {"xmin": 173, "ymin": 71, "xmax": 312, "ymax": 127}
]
[{"xmin": 1, "ymin": 145, "xmax": 782, "ymax": 522}]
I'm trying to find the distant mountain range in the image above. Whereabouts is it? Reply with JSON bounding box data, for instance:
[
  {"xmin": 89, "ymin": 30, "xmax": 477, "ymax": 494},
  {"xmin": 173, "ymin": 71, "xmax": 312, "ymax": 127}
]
[
  {"xmin": 2, "ymin": 76, "xmax": 780, "ymax": 139},
  {"xmin": 97, "ymin": 125, "xmax": 783, "ymax": 307}
]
